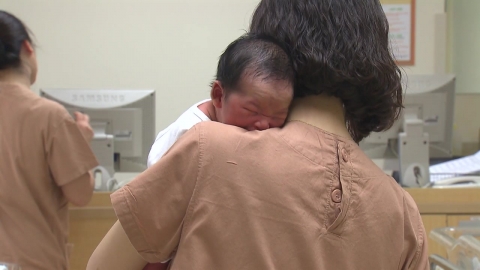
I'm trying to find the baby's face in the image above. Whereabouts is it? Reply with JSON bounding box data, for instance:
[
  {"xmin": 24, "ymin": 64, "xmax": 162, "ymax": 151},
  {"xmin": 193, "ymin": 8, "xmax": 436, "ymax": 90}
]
[{"xmin": 221, "ymin": 75, "xmax": 293, "ymax": 131}]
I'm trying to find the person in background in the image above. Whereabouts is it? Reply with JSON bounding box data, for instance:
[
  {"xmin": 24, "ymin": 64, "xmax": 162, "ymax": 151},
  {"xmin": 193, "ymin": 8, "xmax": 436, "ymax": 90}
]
[
  {"xmin": 147, "ymin": 33, "xmax": 294, "ymax": 168},
  {"xmin": 0, "ymin": 10, "xmax": 99, "ymax": 270},
  {"xmin": 87, "ymin": 0, "xmax": 429, "ymax": 269}
]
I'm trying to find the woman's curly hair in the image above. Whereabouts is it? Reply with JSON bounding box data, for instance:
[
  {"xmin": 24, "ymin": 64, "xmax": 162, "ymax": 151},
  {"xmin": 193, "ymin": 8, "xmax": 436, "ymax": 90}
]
[{"xmin": 250, "ymin": 0, "xmax": 403, "ymax": 143}]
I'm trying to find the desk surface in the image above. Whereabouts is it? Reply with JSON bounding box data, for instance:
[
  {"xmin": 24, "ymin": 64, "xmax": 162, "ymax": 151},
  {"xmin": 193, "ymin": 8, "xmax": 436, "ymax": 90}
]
[
  {"xmin": 75, "ymin": 188, "xmax": 480, "ymax": 215},
  {"xmin": 406, "ymin": 188, "xmax": 480, "ymax": 214}
]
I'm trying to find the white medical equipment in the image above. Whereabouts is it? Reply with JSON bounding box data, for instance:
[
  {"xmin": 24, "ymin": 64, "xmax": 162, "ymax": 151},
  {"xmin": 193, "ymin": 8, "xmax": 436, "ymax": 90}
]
[
  {"xmin": 360, "ymin": 74, "xmax": 456, "ymax": 187},
  {"xmin": 40, "ymin": 89, "xmax": 155, "ymax": 191}
]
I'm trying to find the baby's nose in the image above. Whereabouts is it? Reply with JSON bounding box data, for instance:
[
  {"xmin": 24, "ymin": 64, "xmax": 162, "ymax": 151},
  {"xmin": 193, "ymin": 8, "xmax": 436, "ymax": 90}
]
[{"xmin": 253, "ymin": 120, "xmax": 270, "ymax": 131}]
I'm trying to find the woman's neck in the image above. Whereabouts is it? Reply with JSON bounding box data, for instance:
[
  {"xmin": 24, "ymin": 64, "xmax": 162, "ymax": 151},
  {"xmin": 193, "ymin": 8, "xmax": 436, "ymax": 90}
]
[
  {"xmin": 287, "ymin": 94, "xmax": 352, "ymax": 140},
  {"xmin": 0, "ymin": 69, "xmax": 32, "ymax": 88}
]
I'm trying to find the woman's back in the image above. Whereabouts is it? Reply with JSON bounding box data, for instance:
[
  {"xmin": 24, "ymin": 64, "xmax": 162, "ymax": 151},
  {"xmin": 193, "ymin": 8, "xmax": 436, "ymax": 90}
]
[
  {"xmin": 0, "ymin": 82, "xmax": 97, "ymax": 269},
  {"xmin": 110, "ymin": 120, "xmax": 428, "ymax": 270}
]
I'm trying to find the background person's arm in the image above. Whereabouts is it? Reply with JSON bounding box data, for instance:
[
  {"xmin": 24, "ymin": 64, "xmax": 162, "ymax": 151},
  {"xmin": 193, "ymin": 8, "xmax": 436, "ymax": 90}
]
[
  {"xmin": 61, "ymin": 171, "xmax": 94, "ymax": 206},
  {"xmin": 61, "ymin": 112, "xmax": 96, "ymax": 206},
  {"xmin": 47, "ymin": 110, "xmax": 98, "ymax": 205},
  {"xmin": 74, "ymin": 111, "xmax": 94, "ymax": 142}
]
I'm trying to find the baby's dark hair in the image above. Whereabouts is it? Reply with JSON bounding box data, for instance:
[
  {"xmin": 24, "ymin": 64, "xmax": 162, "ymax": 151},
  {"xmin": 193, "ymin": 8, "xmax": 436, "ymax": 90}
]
[
  {"xmin": 250, "ymin": 0, "xmax": 403, "ymax": 143},
  {"xmin": 214, "ymin": 33, "xmax": 294, "ymax": 95},
  {"xmin": 0, "ymin": 10, "xmax": 34, "ymax": 70}
]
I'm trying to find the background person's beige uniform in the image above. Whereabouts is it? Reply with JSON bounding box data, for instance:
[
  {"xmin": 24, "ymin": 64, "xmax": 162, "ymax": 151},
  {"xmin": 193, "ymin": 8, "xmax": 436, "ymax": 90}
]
[
  {"xmin": 112, "ymin": 121, "xmax": 429, "ymax": 270},
  {"xmin": 0, "ymin": 82, "xmax": 98, "ymax": 270}
]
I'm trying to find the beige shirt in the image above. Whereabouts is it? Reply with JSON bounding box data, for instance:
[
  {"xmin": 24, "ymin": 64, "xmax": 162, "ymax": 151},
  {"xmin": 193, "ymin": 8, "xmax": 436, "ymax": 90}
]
[
  {"xmin": 0, "ymin": 82, "xmax": 98, "ymax": 270},
  {"xmin": 112, "ymin": 121, "xmax": 429, "ymax": 270}
]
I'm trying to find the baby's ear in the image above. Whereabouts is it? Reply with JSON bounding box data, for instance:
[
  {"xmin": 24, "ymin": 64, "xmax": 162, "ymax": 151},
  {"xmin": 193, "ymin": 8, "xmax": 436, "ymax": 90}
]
[{"xmin": 210, "ymin": 80, "xmax": 225, "ymax": 108}]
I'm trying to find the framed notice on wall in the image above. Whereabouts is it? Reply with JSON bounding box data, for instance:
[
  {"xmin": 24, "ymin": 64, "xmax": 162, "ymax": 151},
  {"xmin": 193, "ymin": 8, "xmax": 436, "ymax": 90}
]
[{"xmin": 381, "ymin": 0, "xmax": 416, "ymax": 66}]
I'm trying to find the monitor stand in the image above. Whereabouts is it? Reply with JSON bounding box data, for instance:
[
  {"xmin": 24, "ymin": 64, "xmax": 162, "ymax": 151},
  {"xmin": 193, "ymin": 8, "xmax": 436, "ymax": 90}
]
[
  {"xmin": 90, "ymin": 121, "xmax": 115, "ymax": 191},
  {"xmin": 397, "ymin": 114, "xmax": 430, "ymax": 187}
]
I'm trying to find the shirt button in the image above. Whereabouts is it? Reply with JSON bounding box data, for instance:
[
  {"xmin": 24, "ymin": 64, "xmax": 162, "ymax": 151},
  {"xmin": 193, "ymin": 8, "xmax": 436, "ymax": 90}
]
[
  {"xmin": 331, "ymin": 189, "xmax": 342, "ymax": 203},
  {"xmin": 342, "ymin": 148, "xmax": 348, "ymax": 162}
]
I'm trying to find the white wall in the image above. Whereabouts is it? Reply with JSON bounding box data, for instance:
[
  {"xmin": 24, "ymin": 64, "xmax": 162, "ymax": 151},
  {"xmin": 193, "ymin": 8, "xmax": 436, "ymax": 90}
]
[
  {"xmin": 447, "ymin": 0, "xmax": 480, "ymax": 93},
  {"xmin": 0, "ymin": 0, "xmax": 259, "ymax": 132},
  {"xmin": 0, "ymin": 0, "xmax": 449, "ymax": 132}
]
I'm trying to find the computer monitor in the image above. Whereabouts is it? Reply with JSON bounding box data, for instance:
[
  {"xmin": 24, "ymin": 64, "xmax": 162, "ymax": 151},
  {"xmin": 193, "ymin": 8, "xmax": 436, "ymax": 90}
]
[
  {"xmin": 40, "ymin": 89, "xmax": 155, "ymax": 190},
  {"xmin": 360, "ymin": 74, "xmax": 456, "ymax": 186}
]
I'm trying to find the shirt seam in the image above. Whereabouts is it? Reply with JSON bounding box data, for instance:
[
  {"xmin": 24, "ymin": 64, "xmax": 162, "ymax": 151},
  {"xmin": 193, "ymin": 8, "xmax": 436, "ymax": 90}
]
[
  {"xmin": 276, "ymin": 131, "xmax": 336, "ymax": 174},
  {"xmin": 325, "ymin": 141, "xmax": 355, "ymax": 238},
  {"xmin": 323, "ymin": 140, "xmax": 337, "ymax": 232},
  {"xmin": 411, "ymin": 197, "xmax": 425, "ymax": 269},
  {"xmin": 179, "ymin": 125, "xmax": 203, "ymax": 237},
  {"xmin": 121, "ymin": 187, "xmax": 162, "ymax": 258}
]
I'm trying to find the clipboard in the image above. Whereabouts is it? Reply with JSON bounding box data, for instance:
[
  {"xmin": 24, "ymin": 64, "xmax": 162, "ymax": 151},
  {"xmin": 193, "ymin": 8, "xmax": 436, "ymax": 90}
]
[{"xmin": 381, "ymin": 0, "xmax": 416, "ymax": 66}]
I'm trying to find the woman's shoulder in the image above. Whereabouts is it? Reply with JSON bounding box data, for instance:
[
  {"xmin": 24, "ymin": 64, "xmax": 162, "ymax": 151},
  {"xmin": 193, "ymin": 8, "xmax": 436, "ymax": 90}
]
[
  {"xmin": 1, "ymin": 82, "xmax": 72, "ymax": 124},
  {"xmin": 192, "ymin": 121, "xmax": 249, "ymax": 138},
  {"xmin": 20, "ymin": 94, "xmax": 74, "ymax": 130},
  {"xmin": 29, "ymin": 94, "xmax": 71, "ymax": 119}
]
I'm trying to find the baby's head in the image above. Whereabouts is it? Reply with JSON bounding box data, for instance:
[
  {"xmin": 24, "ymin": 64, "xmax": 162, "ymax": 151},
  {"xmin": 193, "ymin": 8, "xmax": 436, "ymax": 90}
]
[{"xmin": 210, "ymin": 34, "xmax": 294, "ymax": 131}]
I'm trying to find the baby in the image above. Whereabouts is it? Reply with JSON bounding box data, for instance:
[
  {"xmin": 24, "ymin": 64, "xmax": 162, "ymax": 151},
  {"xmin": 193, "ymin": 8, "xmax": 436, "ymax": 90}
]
[
  {"xmin": 147, "ymin": 33, "xmax": 294, "ymax": 167},
  {"xmin": 144, "ymin": 34, "xmax": 294, "ymax": 270}
]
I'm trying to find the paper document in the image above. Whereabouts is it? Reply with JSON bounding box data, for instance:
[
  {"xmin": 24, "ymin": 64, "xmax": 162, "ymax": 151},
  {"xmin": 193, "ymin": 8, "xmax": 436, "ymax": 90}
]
[{"xmin": 429, "ymin": 151, "xmax": 480, "ymax": 181}]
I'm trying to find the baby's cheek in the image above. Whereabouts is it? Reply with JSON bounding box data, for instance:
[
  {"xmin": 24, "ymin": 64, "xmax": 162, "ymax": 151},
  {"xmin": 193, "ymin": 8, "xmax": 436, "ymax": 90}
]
[
  {"xmin": 272, "ymin": 118, "xmax": 287, "ymax": 128},
  {"xmin": 233, "ymin": 118, "xmax": 255, "ymax": 130}
]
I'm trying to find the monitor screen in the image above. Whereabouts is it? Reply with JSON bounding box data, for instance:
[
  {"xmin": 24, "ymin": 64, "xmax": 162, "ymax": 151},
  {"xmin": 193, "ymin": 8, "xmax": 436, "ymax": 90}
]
[
  {"xmin": 360, "ymin": 74, "xmax": 455, "ymax": 171},
  {"xmin": 40, "ymin": 89, "xmax": 156, "ymax": 177}
]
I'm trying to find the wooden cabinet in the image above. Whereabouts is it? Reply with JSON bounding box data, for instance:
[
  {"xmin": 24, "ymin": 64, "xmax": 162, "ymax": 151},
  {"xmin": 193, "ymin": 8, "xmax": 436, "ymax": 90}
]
[
  {"xmin": 406, "ymin": 188, "xmax": 480, "ymax": 258},
  {"xmin": 421, "ymin": 215, "xmax": 448, "ymax": 258},
  {"xmin": 68, "ymin": 193, "xmax": 116, "ymax": 270},
  {"xmin": 447, "ymin": 215, "xmax": 480, "ymax": 227}
]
